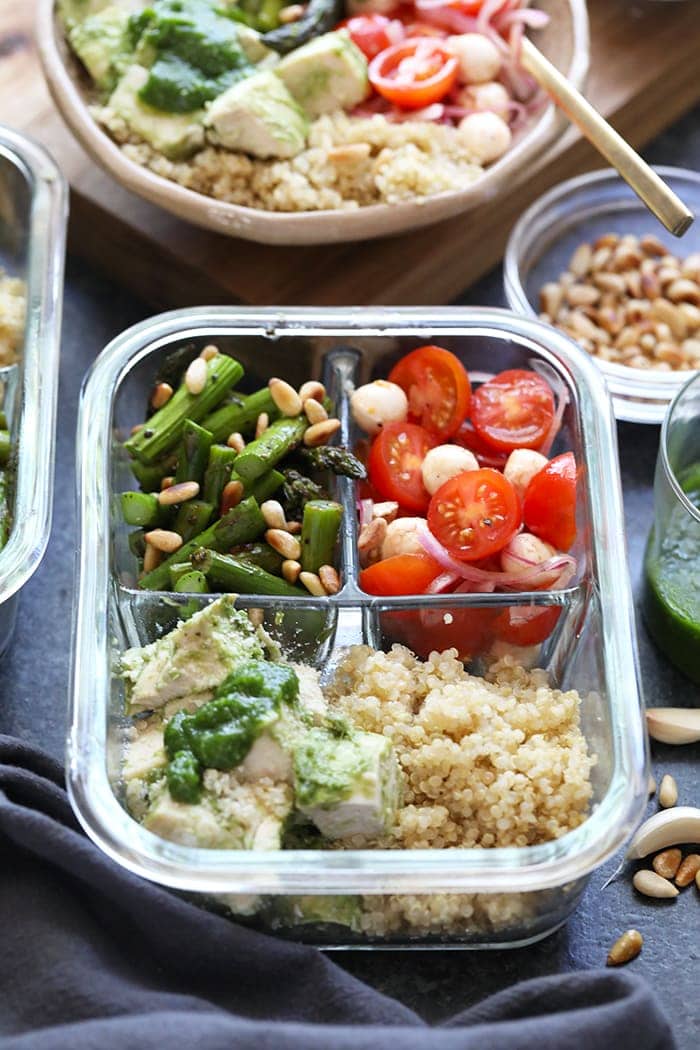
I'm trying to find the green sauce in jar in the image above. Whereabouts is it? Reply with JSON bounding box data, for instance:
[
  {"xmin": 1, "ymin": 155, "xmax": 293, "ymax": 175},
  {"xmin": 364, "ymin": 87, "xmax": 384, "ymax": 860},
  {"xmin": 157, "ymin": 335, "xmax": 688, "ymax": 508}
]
[{"xmin": 643, "ymin": 463, "xmax": 700, "ymax": 685}]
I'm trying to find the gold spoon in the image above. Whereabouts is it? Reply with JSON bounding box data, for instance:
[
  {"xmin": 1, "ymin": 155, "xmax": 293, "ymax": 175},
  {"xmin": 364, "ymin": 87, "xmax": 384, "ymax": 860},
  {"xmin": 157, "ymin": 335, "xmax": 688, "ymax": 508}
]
[{"xmin": 520, "ymin": 37, "xmax": 694, "ymax": 237}]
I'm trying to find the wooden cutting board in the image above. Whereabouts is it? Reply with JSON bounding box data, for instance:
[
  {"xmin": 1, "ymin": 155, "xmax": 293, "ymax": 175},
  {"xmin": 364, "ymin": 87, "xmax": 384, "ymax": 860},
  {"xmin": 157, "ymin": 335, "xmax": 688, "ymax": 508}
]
[{"xmin": 2, "ymin": 0, "xmax": 700, "ymax": 308}]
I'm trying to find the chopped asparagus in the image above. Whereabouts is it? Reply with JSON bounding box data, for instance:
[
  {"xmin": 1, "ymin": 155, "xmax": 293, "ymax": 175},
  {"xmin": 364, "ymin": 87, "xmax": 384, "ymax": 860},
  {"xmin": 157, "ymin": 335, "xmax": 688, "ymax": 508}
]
[
  {"xmin": 230, "ymin": 542, "xmax": 284, "ymax": 575},
  {"xmin": 130, "ymin": 458, "xmax": 174, "ymax": 493},
  {"xmin": 234, "ymin": 415, "xmax": 308, "ymax": 484},
  {"xmin": 174, "ymin": 419, "xmax": 213, "ymax": 485},
  {"xmin": 280, "ymin": 469, "xmax": 327, "ymax": 521},
  {"xmin": 173, "ymin": 499, "xmax": 214, "ymax": 543},
  {"xmin": 299, "ymin": 445, "xmax": 366, "ymax": 480},
  {"xmin": 173, "ymin": 570, "xmax": 210, "ymax": 594},
  {"xmin": 120, "ymin": 491, "xmax": 163, "ymax": 528},
  {"xmin": 128, "ymin": 528, "xmax": 146, "ymax": 560},
  {"xmin": 204, "ymin": 387, "xmax": 278, "ymax": 444},
  {"xmin": 192, "ymin": 548, "xmax": 306, "ymax": 598},
  {"xmin": 300, "ymin": 499, "xmax": 342, "ymax": 574},
  {"xmin": 202, "ymin": 444, "xmax": 238, "ymax": 506},
  {"xmin": 0, "ymin": 430, "xmax": 10, "ymax": 467}
]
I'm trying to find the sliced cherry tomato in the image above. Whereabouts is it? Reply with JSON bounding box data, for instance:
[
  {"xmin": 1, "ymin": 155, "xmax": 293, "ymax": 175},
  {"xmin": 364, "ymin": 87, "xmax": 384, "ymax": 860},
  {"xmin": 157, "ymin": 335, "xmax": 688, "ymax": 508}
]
[
  {"xmin": 359, "ymin": 552, "xmax": 443, "ymax": 595},
  {"xmin": 388, "ymin": 345, "xmax": 471, "ymax": 440},
  {"xmin": 384, "ymin": 605, "xmax": 498, "ymax": 660},
  {"xmin": 368, "ymin": 38, "xmax": 459, "ymax": 109},
  {"xmin": 523, "ymin": 452, "xmax": 577, "ymax": 551},
  {"xmin": 454, "ymin": 419, "xmax": 508, "ymax": 469},
  {"xmin": 470, "ymin": 370, "xmax": 555, "ymax": 452},
  {"xmin": 493, "ymin": 605, "xmax": 561, "ymax": 647},
  {"xmin": 336, "ymin": 14, "xmax": 402, "ymax": 59},
  {"xmin": 427, "ymin": 468, "xmax": 521, "ymax": 562},
  {"xmin": 367, "ymin": 421, "xmax": 435, "ymax": 511}
]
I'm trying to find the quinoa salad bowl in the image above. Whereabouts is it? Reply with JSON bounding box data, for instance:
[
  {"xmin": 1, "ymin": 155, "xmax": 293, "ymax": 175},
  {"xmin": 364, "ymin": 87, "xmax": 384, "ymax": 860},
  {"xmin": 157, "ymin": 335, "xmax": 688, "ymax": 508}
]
[
  {"xmin": 69, "ymin": 306, "xmax": 648, "ymax": 947},
  {"xmin": 38, "ymin": 0, "xmax": 588, "ymax": 244}
]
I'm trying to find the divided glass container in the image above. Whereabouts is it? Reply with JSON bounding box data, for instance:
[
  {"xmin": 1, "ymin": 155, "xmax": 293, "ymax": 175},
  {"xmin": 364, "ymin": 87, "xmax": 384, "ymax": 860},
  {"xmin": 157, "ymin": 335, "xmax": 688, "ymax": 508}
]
[
  {"xmin": 71, "ymin": 307, "xmax": 648, "ymax": 948},
  {"xmin": 0, "ymin": 127, "xmax": 67, "ymax": 655}
]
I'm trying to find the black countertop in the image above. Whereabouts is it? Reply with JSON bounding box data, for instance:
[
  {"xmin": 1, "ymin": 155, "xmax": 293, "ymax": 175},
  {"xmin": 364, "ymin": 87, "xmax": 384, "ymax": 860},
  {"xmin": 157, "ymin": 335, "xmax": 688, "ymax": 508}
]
[{"xmin": 1, "ymin": 109, "xmax": 699, "ymax": 1042}]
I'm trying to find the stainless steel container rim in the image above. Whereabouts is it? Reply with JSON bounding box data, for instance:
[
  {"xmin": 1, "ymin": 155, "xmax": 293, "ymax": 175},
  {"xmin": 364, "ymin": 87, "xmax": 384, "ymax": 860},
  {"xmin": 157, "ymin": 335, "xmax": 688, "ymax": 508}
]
[
  {"xmin": 70, "ymin": 306, "xmax": 649, "ymax": 896},
  {"xmin": 0, "ymin": 126, "xmax": 67, "ymax": 604}
]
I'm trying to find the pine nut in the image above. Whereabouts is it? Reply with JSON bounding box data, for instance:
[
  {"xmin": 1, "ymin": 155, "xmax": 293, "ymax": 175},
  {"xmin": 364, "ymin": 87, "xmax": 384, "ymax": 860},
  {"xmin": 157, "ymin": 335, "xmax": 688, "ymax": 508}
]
[
  {"xmin": 652, "ymin": 848, "xmax": 682, "ymax": 879},
  {"xmin": 299, "ymin": 571, "xmax": 326, "ymax": 596},
  {"xmin": 130, "ymin": 423, "xmax": 144, "ymax": 436},
  {"xmin": 145, "ymin": 529, "xmax": 183, "ymax": 554},
  {"xmin": 200, "ymin": 344, "xmax": 219, "ymax": 361},
  {"xmin": 151, "ymin": 382, "xmax": 173, "ymax": 409},
  {"xmin": 675, "ymin": 853, "xmax": 700, "ymax": 887},
  {"xmin": 303, "ymin": 418, "xmax": 341, "ymax": 447},
  {"xmin": 220, "ymin": 480, "xmax": 244, "ymax": 515},
  {"xmin": 248, "ymin": 608, "xmax": 264, "ymax": 627},
  {"xmin": 659, "ymin": 773, "xmax": 678, "ymax": 808},
  {"xmin": 632, "ymin": 869, "xmax": 679, "ymax": 899},
  {"xmin": 227, "ymin": 432, "xmax": 245, "ymax": 452},
  {"xmin": 157, "ymin": 480, "xmax": 200, "ymax": 506},
  {"xmin": 255, "ymin": 412, "xmax": 269, "ymax": 439},
  {"xmin": 667, "ymin": 278, "xmax": 700, "ymax": 304},
  {"xmin": 568, "ymin": 242, "xmax": 592, "ymax": 277},
  {"xmin": 286, "ymin": 521, "xmax": 302, "ymax": 534},
  {"xmin": 681, "ymin": 253, "xmax": 700, "ymax": 281},
  {"xmin": 539, "ymin": 282, "xmax": 564, "ymax": 317},
  {"xmin": 185, "ymin": 357, "xmax": 207, "ymax": 395},
  {"xmin": 304, "ymin": 398, "xmax": 328, "ymax": 424},
  {"xmin": 161, "ymin": 476, "xmax": 174, "ymax": 491},
  {"xmin": 299, "ymin": 380, "xmax": 326, "ymax": 404},
  {"xmin": 319, "ymin": 564, "xmax": 341, "ymax": 595},
  {"xmin": 278, "ymin": 3, "xmax": 303, "ymax": 21},
  {"xmin": 261, "ymin": 499, "xmax": 286, "ymax": 530},
  {"xmin": 358, "ymin": 517, "xmax": 387, "ymax": 567},
  {"xmin": 269, "ymin": 377, "xmax": 302, "ymax": 417},
  {"xmin": 142, "ymin": 543, "xmax": 162, "ymax": 574},
  {"xmin": 640, "ymin": 234, "xmax": 668, "ymax": 257},
  {"xmin": 282, "ymin": 559, "xmax": 301, "ymax": 583},
  {"xmin": 566, "ymin": 284, "xmax": 600, "ymax": 307},
  {"xmin": 607, "ymin": 929, "xmax": 643, "ymax": 967},
  {"xmin": 265, "ymin": 528, "xmax": 301, "ymax": 560},
  {"xmin": 373, "ymin": 501, "xmax": 399, "ymax": 523}
]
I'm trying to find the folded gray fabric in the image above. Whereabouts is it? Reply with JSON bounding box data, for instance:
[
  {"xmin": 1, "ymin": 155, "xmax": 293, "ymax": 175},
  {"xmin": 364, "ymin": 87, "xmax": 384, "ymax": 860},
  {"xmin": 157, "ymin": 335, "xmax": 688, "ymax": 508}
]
[{"xmin": 0, "ymin": 736, "xmax": 675, "ymax": 1049}]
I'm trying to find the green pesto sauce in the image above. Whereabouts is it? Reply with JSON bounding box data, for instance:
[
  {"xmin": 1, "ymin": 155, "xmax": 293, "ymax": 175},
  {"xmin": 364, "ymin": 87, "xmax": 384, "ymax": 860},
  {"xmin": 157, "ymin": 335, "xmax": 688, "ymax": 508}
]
[
  {"xmin": 643, "ymin": 463, "xmax": 700, "ymax": 685},
  {"xmin": 293, "ymin": 727, "xmax": 368, "ymax": 809},
  {"xmin": 129, "ymin": 0, "xmax": 254, "ymax": 112}
]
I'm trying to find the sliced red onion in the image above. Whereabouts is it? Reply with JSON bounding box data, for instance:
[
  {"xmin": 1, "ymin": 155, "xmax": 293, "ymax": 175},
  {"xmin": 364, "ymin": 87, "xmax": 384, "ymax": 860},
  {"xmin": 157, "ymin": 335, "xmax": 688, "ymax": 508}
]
[
  {"xmin": 358, "ymin": 498, "xmax": 374, "ymax": 528},
  {"xmin": 425, "ymin": 571, "xmax": 461, "ymax": 594},
  {"xmin": 500, "ymin": 7, "xmax": 549, "ymax": 29},
  {"xmin": 387, "ymin": 103, "xmax": 445, "ymax": 123}
]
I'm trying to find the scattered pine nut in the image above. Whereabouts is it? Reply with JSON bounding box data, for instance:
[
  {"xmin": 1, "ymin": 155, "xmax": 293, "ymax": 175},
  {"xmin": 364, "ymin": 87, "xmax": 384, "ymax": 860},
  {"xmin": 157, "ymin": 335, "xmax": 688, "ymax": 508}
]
[
  {"xmin": 265, "ymin": 528, "xmax": 301, "ymax": 561},
  {"xmin": 299, "ymin": 570, "xmax": 326, "ymax": 596},
  {"xmin": 130, "ymin": 423, "xmax": 144, "ymax": 436},
  {"xmin": 248, "ymin": 608, "xmax": 264, "ymax": 627},
  {"xmin": 185, "ymin": 357, "xmax": 207, "ymax": 395},
  {"xmin": 358, "ymin": 517, "xmax": 387, "ymax": 567},
  {"xmin": 278, "ymin": 3, "xmax": 303, "ymax": 21},
  {"xmin": 161, "ymin": 476, "xmax": 175, "ymax": 491},
  {"xmin": 282, "ymin": 559, "xmax": 301, "ymax": 584},
  {"xmin": 303, "ymin": 418, "xmax": 341, "ymax": 447},
  {"xmin": 286, "ymin": 521, "xmax": 302, "ymax": 535},
  {"xmin": 200, "ymin": 344, "xmax": 219, "ymax": 361},
  {"xmin": 299, "ymin": 380, "xmax": 326, "ymax": 404},
  {"xmin": 652, "ymin": 848, "xmax": 682, "ymax": 880},
  {"xmin": 269, "ymin": 377, "xmax": 302, "ymax": 417},
  {"xmin": 157, "ymin": 480, "xmax": 200, "ymax": 506},
  {"xmin": 606, "ymin": 929, "xmax": 643, "ymax": 967},
  {"xmin": 220, "ymin": 480, "xmax": 244, "ymax": 515},
  {"xmin": 373, "ymin": 501, "xmax": 399, "ymax": 523},
  {"xmin": 227, "ymin": 432, "xmax": 245, "ymax": 452},
  {"xmin": 632, "ymin": 869, "xmax": 679, "ymax": 899},
  {"xmin": 675, "ymin": 853, "xmax": 700, "ymax": 887},
  {"xmin": 261, "ymin": 499, "xmax": 286, "ymax": 531},
  {"xmin": 151, "ymin": 382, "xmax": 173, "ymax": 409},
  {"xmin": 145, "ymin": 529, "xmax": 183, "ymax": 554},
  {"xmin": 319, "ymin": 564, "xmax": 341, "ymax": 595},
  {"xmin": 143, "ymin": 543, "xmax": 162, "ymax": 573},
  {"xmin": 255, "ymin": 412, "xmax": 269, "ymax": 439},
  {"xmin": 304, "ymin": 398, "xmax": 328, "ymax": 424},
  {"xmin": 659, "ymin": 774, "xmax": 678, "ymax": 809}
]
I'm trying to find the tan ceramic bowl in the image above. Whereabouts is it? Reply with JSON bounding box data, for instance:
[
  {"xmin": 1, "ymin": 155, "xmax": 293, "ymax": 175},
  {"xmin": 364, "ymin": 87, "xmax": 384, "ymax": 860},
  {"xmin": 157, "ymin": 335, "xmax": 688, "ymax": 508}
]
[{"xmin": 37, "ymin": 0, "xmax": 589, "ymax": 246}]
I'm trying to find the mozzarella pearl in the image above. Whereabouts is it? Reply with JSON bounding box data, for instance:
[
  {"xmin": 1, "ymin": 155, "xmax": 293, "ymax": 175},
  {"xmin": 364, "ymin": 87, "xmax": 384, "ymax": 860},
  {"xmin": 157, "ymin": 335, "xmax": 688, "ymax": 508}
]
[
  {"xmin": 503, "ymin": 448, "xmax": 549, "ymax": 498},
  {"xmin": 500, "ymin": 533, "xmax": 557, "ymax": 577},
  {"xmin": 448, "ymin": 33, "xmax": 502, "ymax": 84},
  {"xmin": 420, "ymin": 445, "xmax": 479, "ymax": 495},
  {"xmin": 459, "ymin": 111, "xmax": 512, "ymax": 164},
  {"xmin": 350, "ymin": 380, "xmax": 408, "ymax": 436},
  {"xmin": 381, "ymin": 517, "xmax": 425, "ymax": 559},
  {"xmin": 457, "ymin": 81, "xmax": 511, "ymax": 120}
]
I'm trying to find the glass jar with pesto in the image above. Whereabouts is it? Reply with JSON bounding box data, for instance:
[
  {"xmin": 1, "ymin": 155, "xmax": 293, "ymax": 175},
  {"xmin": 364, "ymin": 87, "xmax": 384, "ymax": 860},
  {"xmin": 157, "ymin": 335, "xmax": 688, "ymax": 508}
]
[{"xmin": 643, "ymin": 372, "xmax": 700, "ymax": 689}]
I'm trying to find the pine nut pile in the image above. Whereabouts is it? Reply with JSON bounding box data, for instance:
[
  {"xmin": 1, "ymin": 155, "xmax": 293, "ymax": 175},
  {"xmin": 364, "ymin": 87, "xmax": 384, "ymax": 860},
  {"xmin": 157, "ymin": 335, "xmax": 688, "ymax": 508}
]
[{"xmin": 538, "ymin": 233, "xmax": 700, "ymax": 372}]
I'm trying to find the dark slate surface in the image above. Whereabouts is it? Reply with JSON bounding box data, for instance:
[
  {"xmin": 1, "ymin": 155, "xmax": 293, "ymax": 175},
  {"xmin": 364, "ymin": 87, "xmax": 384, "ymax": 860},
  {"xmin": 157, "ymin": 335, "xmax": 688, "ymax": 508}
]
[{"xmin": 1, "ymin": 109, "xmax": 699, "ymax": 1041}]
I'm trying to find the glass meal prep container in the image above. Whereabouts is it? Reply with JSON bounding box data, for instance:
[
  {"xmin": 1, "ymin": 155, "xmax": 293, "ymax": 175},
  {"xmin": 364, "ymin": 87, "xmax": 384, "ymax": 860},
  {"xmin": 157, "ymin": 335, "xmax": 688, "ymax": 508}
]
[
  {"xmin": 71, "ymin": 307, "xmax": 648, "ymax": 948},
  {"xmin": 0, "ymin": 126, "xmax": 67, "ymax": 655}
]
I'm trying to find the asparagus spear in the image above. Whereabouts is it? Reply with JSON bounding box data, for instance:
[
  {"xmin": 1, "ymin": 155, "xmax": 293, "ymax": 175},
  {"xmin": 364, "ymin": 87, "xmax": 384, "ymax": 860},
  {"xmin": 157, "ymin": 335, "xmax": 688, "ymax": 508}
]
[
  {"xmin": 174, "ymin": 570, "xmax": 210, "ymax": 594},
  {"xmin": 125, "ymin": 354, "xmax": 243, "ymax": 465},
  {"xmin": 138, "ymin": 496, "xmax": 265, "ymax": 591},
  {"xmin": 0, "ymin": 430, "xmax": 10, "ymax": 467},
  {"xmin": 169, "ymin": 561, "xmax": 194, "ymax": 587},
  {"xmin": 202, "ymin": 445, "xmax": 238, "ymax": 506},
  {"xmin": 204, "ymin": 388, "xmax": 278, "ymax": 444},
  {"xmin": 174, "ymin": 420, "xmax": 213, "ymax": 485},
  {"xmin": 280, "ymin": 469, "xmax": 327, "ymax": 521},
  {"xmin": 128, "ymin": 529, "xmax": 146, "ymax": 560},
  {"xmin": 247, "ymin": 468, "xmax": 284, "ymax": 505},
  {"xmin": 234, "ymin": 416, "xmax": 308, "ymax": 484},
  {"xmin": 300, "ymin": 500, "xmax": 343, "ymax": 574},
  {"xmin": 191, "ymin": 548, "xmax": 305, "ymax": 598},
  {"xmin": 299, "ymin": 445, "xmax": 366, "ymax": 480},
  {"xmin": 230, "ymin": 542, "xmax": 284, "ymax": 575},
  {"xmin": 131, "ymin": 457, "xmax": 176, "ymax": 493},
  {"xmin": 120, "ymin": 491, "xmax": 163, "ymax": 528},
  {"xmin": 173, "ymin": 499, "xmax": 214, "ymax": 543}
]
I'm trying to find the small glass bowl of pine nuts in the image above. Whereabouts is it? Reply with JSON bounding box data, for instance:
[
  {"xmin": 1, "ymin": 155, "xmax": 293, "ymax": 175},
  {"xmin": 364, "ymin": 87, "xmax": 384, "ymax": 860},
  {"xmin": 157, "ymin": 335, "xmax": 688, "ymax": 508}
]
[{"xmin": 504, "ymin": 166, "xmax": 700, "ymax": 423}]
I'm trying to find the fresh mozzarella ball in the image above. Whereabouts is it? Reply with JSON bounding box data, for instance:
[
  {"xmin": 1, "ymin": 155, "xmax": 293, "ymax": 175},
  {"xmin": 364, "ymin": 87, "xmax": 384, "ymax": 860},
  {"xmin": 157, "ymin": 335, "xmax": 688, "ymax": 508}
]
[
  {"xmin": 457, "ymin": 81, "xmax": 511, "ymax": 120},
  {"xmin": 420, "ymin": 444, "xmax": 479, "ymax": 495},
  {"xmin": 459, "ymin": 111, "xmax": 512, "ymax": 164},
  {"xmin": 350, "ymin": 380, "xmax": 408, "ymax": 436},
  {"xmin": 448, "ymin": 33, "xmax": 502, "ymax": 84},
  {"xmin": 504, "ymin": 448, "xmax": 549, "ymax": 498},
  {"xmin": 500, "ymin": 532, "xmax": 557, "ymax": 578},
  {"xmin": 381, "ymin": 517, "xmax": 425, "ymax": 559}
]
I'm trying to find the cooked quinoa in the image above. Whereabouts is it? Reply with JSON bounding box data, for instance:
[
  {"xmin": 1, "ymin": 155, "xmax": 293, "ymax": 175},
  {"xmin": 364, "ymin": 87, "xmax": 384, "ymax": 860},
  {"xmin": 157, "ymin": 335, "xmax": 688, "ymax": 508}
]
[
  {"xmin": 94, "ymin": 107, "xmax": 485, "ymax": 211},
  {"xmin": 0, "ymin": 270, "xmax": 26, "ymax": 366}
]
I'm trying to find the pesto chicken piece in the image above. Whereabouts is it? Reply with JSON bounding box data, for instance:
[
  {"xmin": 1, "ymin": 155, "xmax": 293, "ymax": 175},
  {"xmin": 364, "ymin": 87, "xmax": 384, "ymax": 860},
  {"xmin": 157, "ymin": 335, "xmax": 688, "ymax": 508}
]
[{"xmin": 205, "ymin": 70, "xmax": 309, "ymax": 158}]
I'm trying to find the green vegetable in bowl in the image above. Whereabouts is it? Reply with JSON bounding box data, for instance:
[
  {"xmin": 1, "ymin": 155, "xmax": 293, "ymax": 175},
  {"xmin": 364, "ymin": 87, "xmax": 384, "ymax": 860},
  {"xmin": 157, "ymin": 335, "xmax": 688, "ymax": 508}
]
[{"xmin": 262, "ymin": 0, "xmax": 343, "ymax": 54}]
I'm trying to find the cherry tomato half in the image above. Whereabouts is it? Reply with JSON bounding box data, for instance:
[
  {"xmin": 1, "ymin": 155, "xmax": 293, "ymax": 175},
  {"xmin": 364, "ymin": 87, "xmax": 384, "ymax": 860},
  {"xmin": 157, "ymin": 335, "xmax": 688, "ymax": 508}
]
[
  {"xmin": 384, "ymin": 605, "xmax": 498, "ymax": 661},
  {"xmin": 453, "ymin": 419, "xmax": 508, "ymax": 469},
  {"xmin": 367, "ymin": 421, "xmax": 435, "ymax": 512},
  {"xmin": 493, "ymin": 605, "xmax": 561, "ymax": 647},
  {"xmin": 470, "ymin": 370, "xmax": 555, "ymax": 453},
  {"xmin": 427, "ymin": 468, "xmax": 521, "ymax": 562},
  {"xmin": 337, "ymin": 14, "xmax": 402, "ymax": 59},
  {"xmin": 523, "ymin": 452, "xmax": 577, "ymax": 551},
  {"xmin": 359, "ymin": 552, "xmax": 443, "ymax": 595},
  {"xmin": 368, "ymin": 38, "xmax": 459, "ymax": 109},
  {"xmin": 388, "ymin": 345, "xmax": 471, "ymax": 440}
]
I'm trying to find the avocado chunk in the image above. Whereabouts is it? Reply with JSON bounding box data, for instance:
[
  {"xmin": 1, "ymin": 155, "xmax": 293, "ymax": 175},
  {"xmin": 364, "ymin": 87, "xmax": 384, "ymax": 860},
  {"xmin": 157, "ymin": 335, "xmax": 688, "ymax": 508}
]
[
  {"xmin": 121, "ymin": 595, "xmax": 264, "ymax": 711},
  {"xmin": 58, "ymin": 0, "xmax": 141, "ymax": 30},
  {"xmin": 68, "ymin": 5, "xmax": 134, "ymax": 91},
  {"xmin": 205, "ymin": 70, "xmax": 308, "ymax": 159},
  {"xmin": 274, "ymin": 30, "xmax": 369, "ymax": 118},
  {"xmin": 271, "ymin": 894, "xmax": 363, "ymax": 932},
  {"xmin": 108, "ymin": 65, "xmax": 206, "ymax": 157},
  {"xmin": 294, "ymin": 727, "xmax": 400, "ymax": 839}
]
